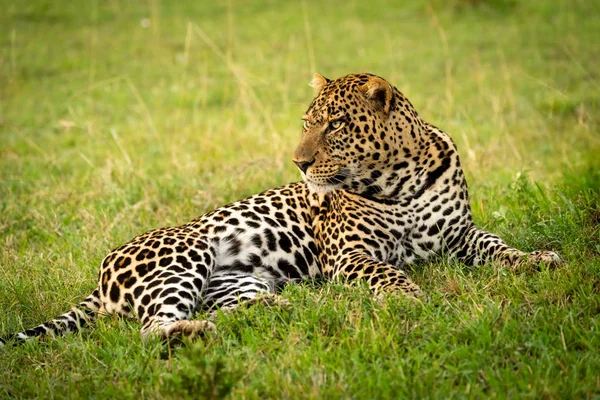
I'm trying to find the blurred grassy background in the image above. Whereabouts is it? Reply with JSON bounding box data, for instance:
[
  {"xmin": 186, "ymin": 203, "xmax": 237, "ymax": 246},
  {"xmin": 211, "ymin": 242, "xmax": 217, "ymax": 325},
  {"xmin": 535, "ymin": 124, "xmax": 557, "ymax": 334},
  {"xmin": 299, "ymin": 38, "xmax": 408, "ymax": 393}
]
[{"xmin": 1, "ymin": 0, "xmax": 599, "ymax": 398}]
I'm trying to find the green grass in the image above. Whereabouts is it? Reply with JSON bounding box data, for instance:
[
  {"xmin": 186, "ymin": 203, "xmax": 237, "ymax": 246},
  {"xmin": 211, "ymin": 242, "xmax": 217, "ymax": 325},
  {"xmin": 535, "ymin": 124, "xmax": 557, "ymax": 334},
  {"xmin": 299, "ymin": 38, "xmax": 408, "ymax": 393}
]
[{"xmin": 1, "ymin": 0, "xmax": 599, "ymax": 398}]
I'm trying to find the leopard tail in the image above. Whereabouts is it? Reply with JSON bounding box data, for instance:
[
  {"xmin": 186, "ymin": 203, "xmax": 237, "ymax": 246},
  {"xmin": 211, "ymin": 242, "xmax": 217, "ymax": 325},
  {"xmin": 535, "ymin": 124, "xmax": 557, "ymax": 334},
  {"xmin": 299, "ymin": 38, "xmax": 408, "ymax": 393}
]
[{"xmin": 0, "ymin": 289, "xmax": 102, "ymax": 346}]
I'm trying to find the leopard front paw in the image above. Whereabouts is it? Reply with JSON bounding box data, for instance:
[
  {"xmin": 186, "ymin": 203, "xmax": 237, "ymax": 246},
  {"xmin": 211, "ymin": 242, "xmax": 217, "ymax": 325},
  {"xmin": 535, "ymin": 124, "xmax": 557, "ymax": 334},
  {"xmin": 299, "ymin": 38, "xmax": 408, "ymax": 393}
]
[
  {"xmin": 375, "ymin": 282, "xmax": 424, "ymax": 302},
  {"xmin": 408, "ymin": 284, "xmax": 425, "ymax": 299},
  {"xmin": 527, "ymin": 250, "xmax": 564, "ymax": 269}
]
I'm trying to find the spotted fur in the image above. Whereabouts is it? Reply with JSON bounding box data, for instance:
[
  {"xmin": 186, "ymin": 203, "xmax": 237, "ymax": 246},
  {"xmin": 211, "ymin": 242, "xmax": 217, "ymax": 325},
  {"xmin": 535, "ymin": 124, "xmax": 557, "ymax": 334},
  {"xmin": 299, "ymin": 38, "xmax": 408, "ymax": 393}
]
[{"xmin": 1, "ymin": 73, "xmax": 562, "ymax": 345}]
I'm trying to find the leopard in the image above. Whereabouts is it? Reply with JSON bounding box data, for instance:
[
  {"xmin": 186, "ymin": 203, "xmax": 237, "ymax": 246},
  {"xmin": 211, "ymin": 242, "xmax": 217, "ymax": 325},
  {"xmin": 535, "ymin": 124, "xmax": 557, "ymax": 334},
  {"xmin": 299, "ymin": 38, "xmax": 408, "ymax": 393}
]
[{"xmin": 1, "ymin": 72, "xmax": 563, "ymax": 345}]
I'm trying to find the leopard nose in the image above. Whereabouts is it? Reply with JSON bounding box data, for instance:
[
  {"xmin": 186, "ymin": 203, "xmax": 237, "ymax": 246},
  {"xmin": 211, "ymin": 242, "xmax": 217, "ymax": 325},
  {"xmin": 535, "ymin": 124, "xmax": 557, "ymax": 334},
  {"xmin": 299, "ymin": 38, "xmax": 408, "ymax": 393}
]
[{"xmin": 293, "ymin": 159, "xmax": 315, "ymax": 173}]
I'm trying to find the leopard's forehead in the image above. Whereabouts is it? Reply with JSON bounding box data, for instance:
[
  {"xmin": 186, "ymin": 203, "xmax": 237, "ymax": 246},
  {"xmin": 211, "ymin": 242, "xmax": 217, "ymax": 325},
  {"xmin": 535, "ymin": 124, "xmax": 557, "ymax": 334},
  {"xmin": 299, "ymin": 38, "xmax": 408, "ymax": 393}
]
[{"xmin": 306, "ymin": 73, "xmax": 375, "ymax": 121}]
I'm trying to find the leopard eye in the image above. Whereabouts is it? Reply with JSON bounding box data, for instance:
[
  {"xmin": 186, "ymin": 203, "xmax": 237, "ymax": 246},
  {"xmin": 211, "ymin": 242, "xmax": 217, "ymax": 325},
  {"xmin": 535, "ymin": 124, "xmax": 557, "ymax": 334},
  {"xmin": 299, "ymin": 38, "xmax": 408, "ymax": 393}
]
[
  {"xmin": 328, "ymin": 120, "xmax": 344, "ymax": 131},
  {"xmin": 303, "ymin": 120, "xmax": 310, "ymax": 130}
]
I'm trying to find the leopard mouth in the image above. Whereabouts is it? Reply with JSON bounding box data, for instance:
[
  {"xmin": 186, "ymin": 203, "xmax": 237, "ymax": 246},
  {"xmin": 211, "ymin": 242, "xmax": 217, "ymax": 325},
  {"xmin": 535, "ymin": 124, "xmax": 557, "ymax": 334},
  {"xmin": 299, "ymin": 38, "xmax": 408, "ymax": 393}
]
[
  {"xmin": 326, "ymin": 168, "xmax": 351, "ymax": 185},
  {"xmin": 324, "ymin": 176, "xmax": 344, "ymax": 188},
  {"xmin": 305, "ymin": 168, "xmax": 350, "ymax": 193}
]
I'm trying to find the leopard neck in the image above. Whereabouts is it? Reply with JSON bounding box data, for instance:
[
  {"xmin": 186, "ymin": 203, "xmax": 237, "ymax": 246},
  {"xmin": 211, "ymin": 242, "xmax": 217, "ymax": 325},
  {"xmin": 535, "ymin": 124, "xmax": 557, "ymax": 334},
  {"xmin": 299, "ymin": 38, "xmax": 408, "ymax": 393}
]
[{"xmin": 354, "ymin": 118, "xmax": 456, "ymax": 204}]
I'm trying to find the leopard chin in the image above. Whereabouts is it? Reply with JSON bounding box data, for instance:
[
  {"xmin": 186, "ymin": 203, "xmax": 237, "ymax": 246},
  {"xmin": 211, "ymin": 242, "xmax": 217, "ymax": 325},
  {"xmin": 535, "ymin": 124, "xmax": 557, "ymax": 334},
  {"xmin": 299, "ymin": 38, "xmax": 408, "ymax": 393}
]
[{"xmin": 306, "ymin": 181, "xmax": 340, "ymax": 194}]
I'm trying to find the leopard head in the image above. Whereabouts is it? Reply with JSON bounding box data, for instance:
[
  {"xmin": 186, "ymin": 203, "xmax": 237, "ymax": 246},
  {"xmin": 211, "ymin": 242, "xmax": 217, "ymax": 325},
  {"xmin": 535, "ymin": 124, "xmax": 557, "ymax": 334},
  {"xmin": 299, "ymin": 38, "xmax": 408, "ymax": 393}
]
[{"xmin": 293, "ymin": 73, "xmax": 425, "ymax": 199}]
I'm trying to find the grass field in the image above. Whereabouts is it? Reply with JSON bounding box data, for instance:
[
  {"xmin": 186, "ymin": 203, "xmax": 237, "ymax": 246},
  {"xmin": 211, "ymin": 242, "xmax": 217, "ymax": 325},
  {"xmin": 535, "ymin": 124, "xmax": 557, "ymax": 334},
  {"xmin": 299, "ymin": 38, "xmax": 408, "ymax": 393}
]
[{"xmin": 1, "ymin": 0, "xmax": 599, "ymax": 398}]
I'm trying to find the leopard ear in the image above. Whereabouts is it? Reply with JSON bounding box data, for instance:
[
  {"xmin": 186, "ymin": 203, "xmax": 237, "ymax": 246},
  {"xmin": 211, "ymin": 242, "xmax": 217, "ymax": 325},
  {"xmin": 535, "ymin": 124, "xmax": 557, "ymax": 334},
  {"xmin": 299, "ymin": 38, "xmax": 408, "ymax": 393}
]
[
  {"xmin": 359, "ymin": 76, "xmax": 394, "ymax": 116},
  {"xmin": 309, "ymin": 73, "xmax": 330, "ymax": 92}
]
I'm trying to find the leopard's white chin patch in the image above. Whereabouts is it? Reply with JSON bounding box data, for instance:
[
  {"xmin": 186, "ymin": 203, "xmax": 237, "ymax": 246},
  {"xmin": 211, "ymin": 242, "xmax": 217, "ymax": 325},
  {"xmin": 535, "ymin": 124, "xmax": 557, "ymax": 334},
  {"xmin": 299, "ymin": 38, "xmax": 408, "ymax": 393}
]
[{"xmin": 306, "ymin": 181, "xmax": 338, "ymax": 194}]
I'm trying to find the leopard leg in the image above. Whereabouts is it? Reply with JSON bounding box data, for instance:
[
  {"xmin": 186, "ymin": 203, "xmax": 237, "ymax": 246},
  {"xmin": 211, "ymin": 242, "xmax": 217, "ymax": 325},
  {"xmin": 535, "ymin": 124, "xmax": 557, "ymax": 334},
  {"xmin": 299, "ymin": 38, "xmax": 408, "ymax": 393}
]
[
  {"xmin": 124, "ymin": 237, "xmax": 217, "ymax": 340},
  {"xmin": 203, "ymin": 270, "xmax": 290, "ymax": 315},
  {"xmin": 330, "ymin": 249, "xmax": 423, "ymax": 298},
  {"xmin": 451, "ymin": 225, "xmax": 563, "ymax": 270},
  {"xmin": 138, "ymin": 266, "xmax": 217, "ymax": 340}
]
